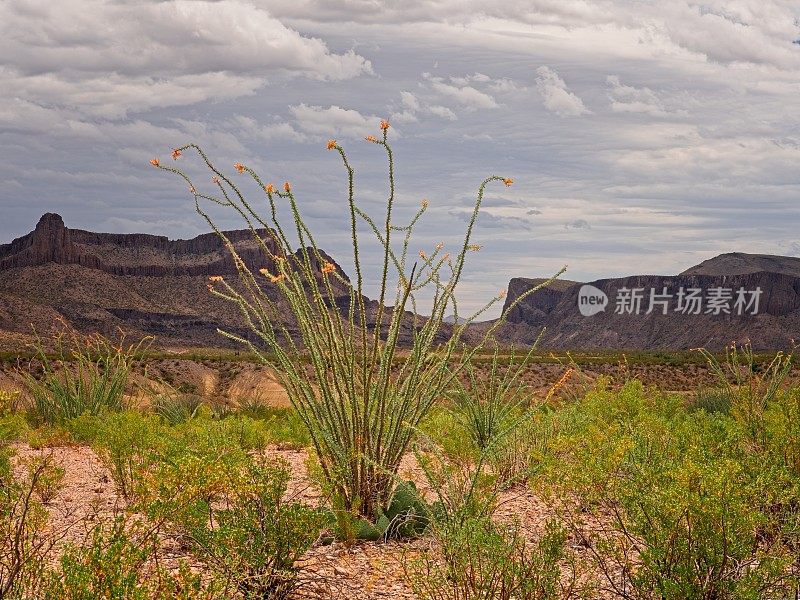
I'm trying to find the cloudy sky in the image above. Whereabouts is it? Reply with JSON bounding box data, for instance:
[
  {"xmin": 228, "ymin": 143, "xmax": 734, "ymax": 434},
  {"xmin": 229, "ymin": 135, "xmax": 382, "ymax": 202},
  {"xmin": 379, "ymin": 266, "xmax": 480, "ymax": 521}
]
[{"xmin": 1, "ymin": 0, "xmax": 799, "ymax": 315}]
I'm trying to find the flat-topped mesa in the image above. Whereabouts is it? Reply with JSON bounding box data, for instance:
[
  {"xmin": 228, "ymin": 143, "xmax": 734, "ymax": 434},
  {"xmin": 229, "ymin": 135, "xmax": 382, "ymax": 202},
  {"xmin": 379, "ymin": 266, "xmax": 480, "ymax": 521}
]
[
  {"xmin": 0, "ymin": 213, "xmax": 285, "ymax": 277},
  {"xmin": 500, "ymin": 255, "xmax": 800, "ymax": 350}
]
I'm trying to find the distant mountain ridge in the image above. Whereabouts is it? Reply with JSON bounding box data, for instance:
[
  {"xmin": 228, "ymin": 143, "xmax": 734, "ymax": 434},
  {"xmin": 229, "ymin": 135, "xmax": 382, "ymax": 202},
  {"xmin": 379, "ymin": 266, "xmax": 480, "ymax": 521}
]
[
  {"xmin": 0, "ymin": 214, "xmax": 345, "ymax": 348},
  {"xmin": 1, "ymin": 215, "xmax": 798, "ymax": 350},
  {"xmin": 499, "ymin": 253, "xmax": 800, "ymax": 350},
  {"xmin": 0, "ymin": 213, "xmax": 283, "ymax": 277},
  {"xmin": 680, "ymin": 252, "xmax": 800, "ymax": 278}
]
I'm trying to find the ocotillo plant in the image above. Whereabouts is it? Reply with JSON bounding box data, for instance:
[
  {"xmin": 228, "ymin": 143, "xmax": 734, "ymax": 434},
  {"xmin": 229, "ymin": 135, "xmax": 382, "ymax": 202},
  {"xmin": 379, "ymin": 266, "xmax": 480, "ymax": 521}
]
[{"xmin": 152, "ymin": 121, "xmax": 564, "ymax": 520}]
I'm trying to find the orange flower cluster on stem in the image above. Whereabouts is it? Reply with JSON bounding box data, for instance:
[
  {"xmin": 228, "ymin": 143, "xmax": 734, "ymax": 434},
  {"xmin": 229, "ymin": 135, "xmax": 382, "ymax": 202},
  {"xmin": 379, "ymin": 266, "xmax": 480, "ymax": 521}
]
[
  {"xmin": 172, "ymin": 149, "xmax": 182, "ymax": 160},
  {"xmin": 234, "ymin": 162, "xmax": 245, "ymax": 173},
  {"xmin": 321, "ymin": 262, "xmax": 336, "ymax": 274},
  {"xmin": 149, "ymin": 158, "xmax": 160, "ymax": 167}
]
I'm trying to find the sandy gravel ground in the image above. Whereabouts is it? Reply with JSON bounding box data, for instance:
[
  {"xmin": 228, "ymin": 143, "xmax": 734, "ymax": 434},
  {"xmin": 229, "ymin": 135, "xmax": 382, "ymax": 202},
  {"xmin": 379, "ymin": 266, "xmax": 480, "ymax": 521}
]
[{"xmin": 10, "ymin": 443, "xmax": 611, "ymax": 599}]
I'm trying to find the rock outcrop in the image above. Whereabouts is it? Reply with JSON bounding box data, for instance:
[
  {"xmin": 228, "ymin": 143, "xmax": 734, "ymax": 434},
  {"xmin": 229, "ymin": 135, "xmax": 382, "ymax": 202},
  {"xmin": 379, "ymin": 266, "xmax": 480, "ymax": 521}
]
[
  {"xmin": 0, "ymin": 213, "xmax": 283, "ymax": 276},
  {"xmin": 500, "ymin": 258, "xmax": 800, "ymax": 350},
  {"xmin": 0, "ymin": 214, "xmax": 347, "ymax": 348}
]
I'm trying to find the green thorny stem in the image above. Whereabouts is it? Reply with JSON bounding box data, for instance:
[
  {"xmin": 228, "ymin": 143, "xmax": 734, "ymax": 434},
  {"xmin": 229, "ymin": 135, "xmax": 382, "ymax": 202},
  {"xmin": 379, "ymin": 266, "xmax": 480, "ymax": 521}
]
[{"xmin": 153, "ymin": 127, "xmax": 566, "ymax": 519}]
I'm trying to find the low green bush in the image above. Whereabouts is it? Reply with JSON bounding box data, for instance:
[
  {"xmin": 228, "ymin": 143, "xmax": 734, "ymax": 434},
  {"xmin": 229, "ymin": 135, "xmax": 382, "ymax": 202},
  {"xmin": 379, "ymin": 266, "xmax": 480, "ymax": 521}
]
[
  {"xmin": 603, "ymin": 448, "xmax": 796, "ymax": 598},
  {"xmin": 146, "ymin": 454, "xmax": 326, "ymax": 599},
  {"xmin": 24, "ymin": 455, "xmax": 65, "ymax": 505},
  {"xmin": 41, "ymin": 518, "xmax": 153, "ymax": 600},
  {"xmin": 0, "ymin": 412, "xmax": 28, "ymax": 444},
  {"xmin": 60, "ymin": 412, "xmax": 105, "ymax": 444},
  {"xmin": 766, "ymin": 387, "xmax": 800, "ymax": 478},
  {"xmin": 407, "ymin": 517, "xmax": 567, "ymax": 600},
  {"xmin": 419, "ymin": 408, "xmax": 475, "ymax": 461},
  {"xmin": 93, "ymin": 411, "xmax": 164, "ymax": 500},
  {"xmin": 0, "ymin": 448, "xmax": 53, "ymax": 598},
  {"xmin": 541, "ymin": 378, "xmax": 800, "ymax": 599},
  {"xmin": 40, "ymin": 517, "xmax": 221, "ymax": 600}
]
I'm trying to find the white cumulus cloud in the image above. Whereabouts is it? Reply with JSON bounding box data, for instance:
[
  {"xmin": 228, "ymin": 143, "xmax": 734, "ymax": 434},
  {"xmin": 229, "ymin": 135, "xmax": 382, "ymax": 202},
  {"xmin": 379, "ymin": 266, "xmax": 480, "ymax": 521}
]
[
  {"xmin": 0, "ymin": 0, "xmax": 373, "ymax": 120},
  {"xmin": 535, "ymin": 66, "xmax": 590, "ymax": 117},
  {"xmin": 289, "ymin": 104, "xmax": 383, "ymax": 138}
]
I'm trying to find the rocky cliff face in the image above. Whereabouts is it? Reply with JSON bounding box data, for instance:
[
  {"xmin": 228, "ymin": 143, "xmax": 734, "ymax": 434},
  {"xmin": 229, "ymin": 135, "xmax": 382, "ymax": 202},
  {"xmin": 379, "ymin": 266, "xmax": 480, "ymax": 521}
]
[
  {"xmin": 0, "ymin": 213, "xmax": 283, "ymax": 276},
  {"xmin": 0, "ymin": 214, "xmax": 349, "ymax": 348},
  {"xmin": 501, "ymin": 259, "xmax": 800, "ymax": 350}
]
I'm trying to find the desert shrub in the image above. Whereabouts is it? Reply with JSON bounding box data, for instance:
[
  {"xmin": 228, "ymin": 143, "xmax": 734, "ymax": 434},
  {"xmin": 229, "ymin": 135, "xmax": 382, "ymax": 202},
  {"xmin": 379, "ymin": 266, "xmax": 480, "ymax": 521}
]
[
  {"xmin": 149, "ymin": 562, "xmax": 222, "ymax": 600},
  {"xmin": 40, "ymin": 517, "xmax": 153, "ymax": 600},
  {"xmin": 448, "ymin": 344, "xmax": 537, "ymax": 452},
  {"xmin": 24, "ymin": 455, "xmax": 64, "ymax": 505},
  {"xmin": 698, "ymin": 343, "xmax": 792, "ymax": 450},
  {"xmin": 153, "ymin": 123, "xmax": 563, "ymax": 520},
  {"xmin": 234, "ymin": 404, "xmax": 310, "ymax": 449},
  {"xmin": 0, "ymin": 391, "xmax": 21, "ymax": 416},
  {"xmin": 536, "ymin": 380, "xmax": 664, "ymax": 504},
  {"xmin": 0, "ymin": 450, "xmax": 56, "ymax": 599},
  {"xmin": 407, "ymin": 517, "xmax": 567, "ymax": 600},
  {"xmin": 486, "ymin": 407, "xmax": 555, "ymax": 485},
  {"xmin": 419, "ymin": 408, "xmax": 475, "ymax": 461},
  {"xmin": 236, "ymin": 396, "xmax": 279, "ymax": 419},
  {"xmin": 93, "ymin": 411, "xmax": 164, "ymax": 500},
  {"xmin": 39, "ymin": 516, "xmax": 221, "ymax": 600},
  {"xmin": 595, "ymin": 446, "xmax": 797, "ymax": 599},
  {"xmin": 152, "ymin": 391, "xmax": 206, "ymax": 425},
  {"xmin": 147, "ymin": 454, "xmax": 325, "ymax": 599},
  {"xmin": 215, "ymin": 414, "xmax": 271, "ymax": 451},
  {"xmin": 409, "ymin": 439, "xmax": 569, "ymax": 600},
  {"xmin": 543, "ymin": 380, "xmax": 800, "ymax": 599},
  {"xmin": 25, "ymin": 425, "xmax": 72, "ymax": 450},
  {"xmin": 23, "ymin": 329, "xmax": 149, "ymax": 424},
  {"xmin": 0, "ymin": 413, "xmax": 28, "ymax": 445},
  {"xmin": 689, "ymin": 385, "xmax": 733, "ymax": 414},
  {"xmin": 170, "ymin": 411, "xmax": 269, "ymax": 454},
  {"xmin": 766, "ymin": 387, "xmax": 800, "ymax": 477},
  {"xmin": 61, "ymin": 412, "xmax": 105, "ymax": 444},
  {"xmin": 94, "ymin": 410, "xmax": 272, "ymax": 502}
]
